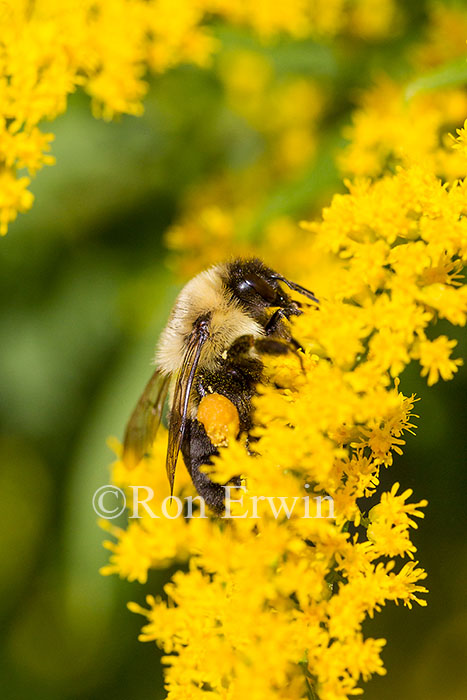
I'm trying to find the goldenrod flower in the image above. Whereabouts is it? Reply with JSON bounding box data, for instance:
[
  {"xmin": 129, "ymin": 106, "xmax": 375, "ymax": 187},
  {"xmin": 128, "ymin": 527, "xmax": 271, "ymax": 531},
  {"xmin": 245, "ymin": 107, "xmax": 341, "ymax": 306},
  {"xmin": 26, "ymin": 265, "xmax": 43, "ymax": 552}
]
[
  {"xmin": 97, "ymin": 149, "xmax": 467, "ymax": 696},
  {"xmin": 451, "ymin": 118, "xmax": 467, "ymax": 159},
  {"xmin": 416, "ymin": 336, "xmax": 464, "ymax": 386},
  {"xmin": 339, "ymin": 78, "xmax": 467, "ymax": 181},
  {"xmin": 99, "ymin": 156, "xmax": 467, "ymax": 697},
  {"xmin": 367, "ymin": 483, "xmax": 428, "ymax": 558}
]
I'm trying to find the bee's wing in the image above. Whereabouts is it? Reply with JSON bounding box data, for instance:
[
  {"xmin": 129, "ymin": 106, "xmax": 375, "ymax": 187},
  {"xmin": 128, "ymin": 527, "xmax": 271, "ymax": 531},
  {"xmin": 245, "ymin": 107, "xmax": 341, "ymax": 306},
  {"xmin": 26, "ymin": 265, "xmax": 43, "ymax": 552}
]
[
  {"xmin": 122, "ymin": 368, "xmax": 171, "ymax": 470},
  {"xmin": 166, "ymin": 325, "xmax": 209, "ymax": 495}
]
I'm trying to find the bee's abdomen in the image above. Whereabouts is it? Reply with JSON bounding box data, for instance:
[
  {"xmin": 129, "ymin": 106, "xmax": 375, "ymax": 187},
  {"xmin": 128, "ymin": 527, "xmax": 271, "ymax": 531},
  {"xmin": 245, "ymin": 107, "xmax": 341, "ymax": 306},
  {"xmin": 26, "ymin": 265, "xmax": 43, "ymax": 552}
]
[{"xmin": 180, "ymin": 418, "xmax": 226, "ymax": 513}]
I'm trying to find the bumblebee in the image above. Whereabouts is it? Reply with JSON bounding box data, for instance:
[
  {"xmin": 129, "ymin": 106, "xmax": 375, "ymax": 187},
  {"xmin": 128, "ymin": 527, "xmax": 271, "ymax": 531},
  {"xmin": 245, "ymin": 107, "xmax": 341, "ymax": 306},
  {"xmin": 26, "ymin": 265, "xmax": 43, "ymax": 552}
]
[{"xmin": 123, "ymin": 257, "xmax": 318, "ymax": 512}]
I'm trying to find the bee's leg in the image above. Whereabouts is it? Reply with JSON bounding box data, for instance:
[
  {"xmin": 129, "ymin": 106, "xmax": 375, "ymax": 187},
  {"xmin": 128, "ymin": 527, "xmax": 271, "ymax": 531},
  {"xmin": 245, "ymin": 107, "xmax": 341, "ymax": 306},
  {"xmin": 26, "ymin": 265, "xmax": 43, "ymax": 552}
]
[
  {"xmin": 254, "ymin": 336, "xmax": 304, "ymax": 370},
  {"xmin": 265, "ymin": 308, "xmax": 293, "ymax": 335},
  {"xmin": 255, "ymin": 337, "xmax": 289, "ymax": 354},
  {"xmin": 225, "ymin": 334, "xmax": 255, "ymax": 359},
  {"xmin": 264, "ymin": 308, "xmax": 304, "ymax": 354},
  {"xmin": 226, "ymin": 330, "xmax": 303, "ymax": 363},
  {"xmin": 226, "ymin": 332, "xmax": 304, "ymax": 373}
]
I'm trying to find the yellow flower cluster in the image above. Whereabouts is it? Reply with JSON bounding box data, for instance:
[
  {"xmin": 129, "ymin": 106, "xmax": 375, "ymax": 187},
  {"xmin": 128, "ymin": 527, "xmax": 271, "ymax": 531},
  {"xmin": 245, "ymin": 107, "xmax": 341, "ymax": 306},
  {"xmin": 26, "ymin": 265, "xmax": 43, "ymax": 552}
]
[
  {"xmin": 102, "ymin": 159, "xmax": 466, "ymax": 698},
  {"xmin": 339, "ymin": 3, "xmax": 467, "ymax": 181},
  {"xmin": 338, "ymin": 78, "xmax": 467, "ymax": 180},
  {"xmin": 209, "ymin": 0, "xmax": 400, "ymax": 40},
  {"xmin": 0, "ymin": 0, "xmax": 400, "ymax": 236},
  {"xmin": 161, "ymin": 5, "xmax": 467, "ymax": 283},
  {"xmin": 0, "ymin": 0, "xmax": 215, "ymax": 234}
]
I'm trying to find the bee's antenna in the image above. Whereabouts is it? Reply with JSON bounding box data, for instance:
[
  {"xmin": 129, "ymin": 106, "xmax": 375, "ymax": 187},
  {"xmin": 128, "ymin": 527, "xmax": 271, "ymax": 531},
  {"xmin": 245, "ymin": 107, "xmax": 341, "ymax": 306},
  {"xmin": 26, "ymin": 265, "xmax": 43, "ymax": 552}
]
[{"xmin": 273, "ymin": 275, "xmax": 319, "ymax": 304}]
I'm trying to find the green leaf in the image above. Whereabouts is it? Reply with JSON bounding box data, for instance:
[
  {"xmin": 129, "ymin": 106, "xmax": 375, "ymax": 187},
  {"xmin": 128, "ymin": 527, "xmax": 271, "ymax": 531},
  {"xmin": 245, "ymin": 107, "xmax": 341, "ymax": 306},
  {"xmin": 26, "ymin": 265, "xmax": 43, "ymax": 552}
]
[{"xmin": 404, "ymin": 57, "xmax": 467, "ymax": 101}]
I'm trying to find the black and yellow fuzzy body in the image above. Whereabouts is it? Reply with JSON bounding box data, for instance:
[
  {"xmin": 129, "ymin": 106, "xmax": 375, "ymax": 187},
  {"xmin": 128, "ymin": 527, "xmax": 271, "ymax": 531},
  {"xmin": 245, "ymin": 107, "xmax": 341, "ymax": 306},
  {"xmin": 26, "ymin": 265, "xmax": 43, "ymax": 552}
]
[{"xmin": 123, "ymin": 257, "xmax": 318, "ymax": 513}]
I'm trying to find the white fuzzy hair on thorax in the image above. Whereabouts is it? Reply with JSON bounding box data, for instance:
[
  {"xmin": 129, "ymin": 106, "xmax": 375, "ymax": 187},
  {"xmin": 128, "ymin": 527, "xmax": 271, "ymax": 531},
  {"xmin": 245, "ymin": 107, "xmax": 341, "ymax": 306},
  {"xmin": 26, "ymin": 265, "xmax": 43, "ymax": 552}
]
[{"xmin": 155, "ymin": 264, "xmax": 263, "ymax": 374}]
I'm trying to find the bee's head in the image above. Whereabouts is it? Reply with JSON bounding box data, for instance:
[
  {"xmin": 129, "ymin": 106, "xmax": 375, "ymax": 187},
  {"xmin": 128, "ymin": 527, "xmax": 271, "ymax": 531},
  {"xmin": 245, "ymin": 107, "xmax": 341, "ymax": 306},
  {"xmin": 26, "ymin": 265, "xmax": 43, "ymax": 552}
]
[{"xmin": 224, "ymin": 258, "xmax": 318, "ymax": 321}]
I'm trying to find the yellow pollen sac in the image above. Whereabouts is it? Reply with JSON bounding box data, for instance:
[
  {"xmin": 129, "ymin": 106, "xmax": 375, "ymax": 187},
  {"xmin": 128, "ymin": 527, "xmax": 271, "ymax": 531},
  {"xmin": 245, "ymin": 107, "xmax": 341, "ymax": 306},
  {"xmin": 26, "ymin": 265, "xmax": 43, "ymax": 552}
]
[{"xmin": 197, "ymin": 393, "xmax": 240, "ymax": 447}]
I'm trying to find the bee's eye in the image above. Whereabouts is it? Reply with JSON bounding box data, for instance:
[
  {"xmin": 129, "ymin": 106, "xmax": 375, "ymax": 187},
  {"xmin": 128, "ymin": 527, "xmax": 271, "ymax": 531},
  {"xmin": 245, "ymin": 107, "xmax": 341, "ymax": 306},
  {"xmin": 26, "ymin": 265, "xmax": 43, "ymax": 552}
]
[{"xmin": 238, "ymin": 273, "xmax": 277, "ymax": 302}]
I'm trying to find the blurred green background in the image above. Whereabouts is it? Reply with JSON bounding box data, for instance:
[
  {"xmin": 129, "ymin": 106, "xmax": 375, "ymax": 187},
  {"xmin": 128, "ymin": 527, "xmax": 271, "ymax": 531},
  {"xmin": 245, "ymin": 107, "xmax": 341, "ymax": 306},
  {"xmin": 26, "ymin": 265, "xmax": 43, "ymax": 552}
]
[{"xmin": 0, "ymin": 2, "xmax": 466, "ymax": 699}]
